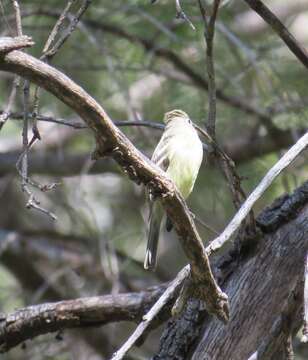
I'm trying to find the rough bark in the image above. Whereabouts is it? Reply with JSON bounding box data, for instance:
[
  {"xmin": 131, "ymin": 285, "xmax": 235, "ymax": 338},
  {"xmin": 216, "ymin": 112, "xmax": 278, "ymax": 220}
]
[
  {"xmin": 154, "ymin": 181, "xmax": 308, "ymax": 360},
  {"xmin": 0, "ymin": 286, "xmax": 165, "ymax": 352}
]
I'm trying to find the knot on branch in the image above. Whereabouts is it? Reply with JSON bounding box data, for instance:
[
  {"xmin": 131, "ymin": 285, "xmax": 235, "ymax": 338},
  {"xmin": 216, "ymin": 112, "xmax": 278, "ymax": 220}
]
[
  {"xmin": 172, "ymin": 272, "xmax": 229, "ymax": 323},
  {"xmin": 148, "ymin": 176, "xmax": 175, "ymax": 201},
  {"xmin": 122, "ymin": 164, "xmax": 141, "ymax": 184}
]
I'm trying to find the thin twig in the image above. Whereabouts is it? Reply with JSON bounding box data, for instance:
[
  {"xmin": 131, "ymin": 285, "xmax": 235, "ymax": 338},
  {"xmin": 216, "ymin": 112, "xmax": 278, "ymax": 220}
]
[
  {"xmin": 0, "ymin": 0, "xmax": 24, "ymax": 131},
  {"xmin": 16, "ymin": 81, "xmax": 57, "ymax": 220},
  {"xmin": 6, "ymin": 111, "xmax": 163, "ymax": 130},
  {"xmin": 43, "ymin": 0, "xmax": 92, "ymax": 60},
  {"xmin": 19, "ymin": 8, "xmax": 273, "ymax": 122},
  {"xmin": 0, "ymin": 78, "xmax": 19, "ymax": 130},
  {"xmin": 26, "ymin": 194, "xmax": 57, "ymax": 220},
  {"xmin": 198, "ymin": 0, "xmax": 220, "ymax": 138},
  {"xmin": 21, "ymin": 80, "xmax": 29, "ymax": 194},
  {"xmin": 111, "ymin": 266, "xmax": 190, "ymax": 360},
  {"xmin": 5, "ymin": 111, "xmax": 210, "ymax": 154},
  {"xmin": 16, "ymin": 1, "xmax": 91, "ymax": 219},
  {"xmin": 7, "ymin": 2, "xmax": 55, "ymax": 219},
  {"xmin": 11, "ymin": 0, "xmax": 22, "ymax": 36},
  {"xmin": 175, "ymin": 0, "xmax": 196, "ymax": 30},
  {"xmin": 33, "ymin": 0, "xmax": 90, "ymax": 138},
  {"xmin": 5, "ymin": 3, "xmax": 53, "ymax": 218},
  {"xmin": 207, "ymin": 130, "xmax": 308, "ymax": 255},
  {"xmin": 42, "ymin": 0, "xmax": 75, "ymax": 56},
  {"xmin": 31, "ymin": 0, "xmax": 77, "ymax": 140},
  {"xmin": 197, "ymin": 0, "xmax": 254, "ymax": 233}
]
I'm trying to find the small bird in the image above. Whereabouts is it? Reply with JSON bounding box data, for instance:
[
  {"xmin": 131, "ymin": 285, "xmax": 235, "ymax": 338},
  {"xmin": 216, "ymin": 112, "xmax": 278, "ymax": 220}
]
[{"xmin": 144, "ymin": 109, "xmax": 203, "ymax": 270}]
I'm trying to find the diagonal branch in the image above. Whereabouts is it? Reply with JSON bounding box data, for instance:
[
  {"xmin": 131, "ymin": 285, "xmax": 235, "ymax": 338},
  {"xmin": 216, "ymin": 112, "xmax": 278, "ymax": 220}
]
[
  {"xmin": 0, "ymin": 40, "xmax": 228, "ymax": 322},
  {"xmin": 243, "ymin": 0, "xmax": 308, "ymax": 69},
  {"xmin": 111, "ymin": 266, "xmax": 189, "ymax": 360},
  {"xmin": 207, "ymin": 130, "xmax": 308, "ymax": 255}
]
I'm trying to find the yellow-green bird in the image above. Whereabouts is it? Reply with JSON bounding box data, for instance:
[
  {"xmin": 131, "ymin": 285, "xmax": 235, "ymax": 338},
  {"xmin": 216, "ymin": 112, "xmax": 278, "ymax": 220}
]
[{"xmin": 144, "ymin": 109, "xmax": 203, "ymax": 270}]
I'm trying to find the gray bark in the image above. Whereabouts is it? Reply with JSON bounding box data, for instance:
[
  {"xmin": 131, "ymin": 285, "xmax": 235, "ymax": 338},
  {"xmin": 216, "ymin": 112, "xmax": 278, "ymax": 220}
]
[{"xmin": 154, "ymin": 181, "xmax": 308, "ymax": 360}]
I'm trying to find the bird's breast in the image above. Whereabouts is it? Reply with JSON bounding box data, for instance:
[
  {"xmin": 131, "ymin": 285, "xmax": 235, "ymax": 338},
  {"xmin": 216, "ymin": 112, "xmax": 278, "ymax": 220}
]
[{"xmin": 166, "ymin": 131, "xmax": 203, "ymax": 198}]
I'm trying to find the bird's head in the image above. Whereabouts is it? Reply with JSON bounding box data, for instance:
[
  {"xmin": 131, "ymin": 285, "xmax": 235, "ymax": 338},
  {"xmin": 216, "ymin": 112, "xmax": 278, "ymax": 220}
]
[{"xmin": 163, "ymin": 109, "xmax": 190, "ymax": 124}]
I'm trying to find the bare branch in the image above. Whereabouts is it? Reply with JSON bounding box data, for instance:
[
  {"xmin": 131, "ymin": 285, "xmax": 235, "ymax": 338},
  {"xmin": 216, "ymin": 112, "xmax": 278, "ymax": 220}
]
[
  {"xmin": 243, "ymin": 0, "xmax": 308, "ymax": 69},
  {"xmin": 0, "ymin": 46, "xmax": 228, "ymax": 322},
  {"xmin": 42, "ymin": 0, "xmax": 92, "ymax": 60},
  {"xmin": 0, "ymin": 35, "xmax": 32, "ymax": 131},
  {"xmin": 207, "ymin": 130, "xmax": 308, "ymax": 255},
  {"xmin": 2, "ymin": 110, "xmax": 302, "ymax": 164},
  {"xmin": 198, "ymin": 0, "xmax": 221, "ymax": 138},
  {"xmin": 41, "ymin": 0, "xmax": 75, "ymax": 55},
  {"xmin": 11, "ymin": 0, "xmax": 22, "ymax": 36},
  {"xmin": 111, "ymin": 267, "xmax": 189, "ymax": 360},
  {"xmin": 197, "ymin": 1, "xmax": 254, "ymax": 229},
  {"xmin": 7, "ymin": 1, "xmax": 55, "ymax": 219},
  {"xmin": 0, "ymin": 1, "xmax": 27, "ymax": 131},
  {"xmin": 0, "ymin": 77, "xmax": 19, "ymax": 130},
  {"xmin": 0, "ymin": 286, "xmax": 165, "ymax": 353},
  {"xmin": 174, "ymin": 0, "xmax": 196, "ymax": 30},
  {"xmin": 31, "ymin": 0, "xmax": 77, "ymax": 140},
  {"xmin": 6, "ymin": 2, "xmax": 92, "ymax": 219}
]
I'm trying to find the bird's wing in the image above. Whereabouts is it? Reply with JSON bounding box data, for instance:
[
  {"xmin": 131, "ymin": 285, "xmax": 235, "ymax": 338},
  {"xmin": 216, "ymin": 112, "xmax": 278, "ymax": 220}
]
[
  {"xmin": 147, "ymin": 130, "xmax": 172, "ymax": 205},
  {"xmin": 151, "ymin": 131, "xmax": 172, "ymax": 172}
]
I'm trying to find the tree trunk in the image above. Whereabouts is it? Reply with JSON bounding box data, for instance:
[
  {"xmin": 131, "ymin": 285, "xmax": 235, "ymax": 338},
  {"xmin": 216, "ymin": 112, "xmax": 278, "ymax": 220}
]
[{"xmin": 154, "ymin": 181, "xmax": 308, "ymax": 360}]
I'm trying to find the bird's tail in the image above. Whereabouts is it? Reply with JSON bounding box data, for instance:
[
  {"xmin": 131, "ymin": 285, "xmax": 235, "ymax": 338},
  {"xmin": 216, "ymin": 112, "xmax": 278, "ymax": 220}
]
[{"xmin": 144, "ymin": 202, "xmax": 163, "ymax": 270}]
